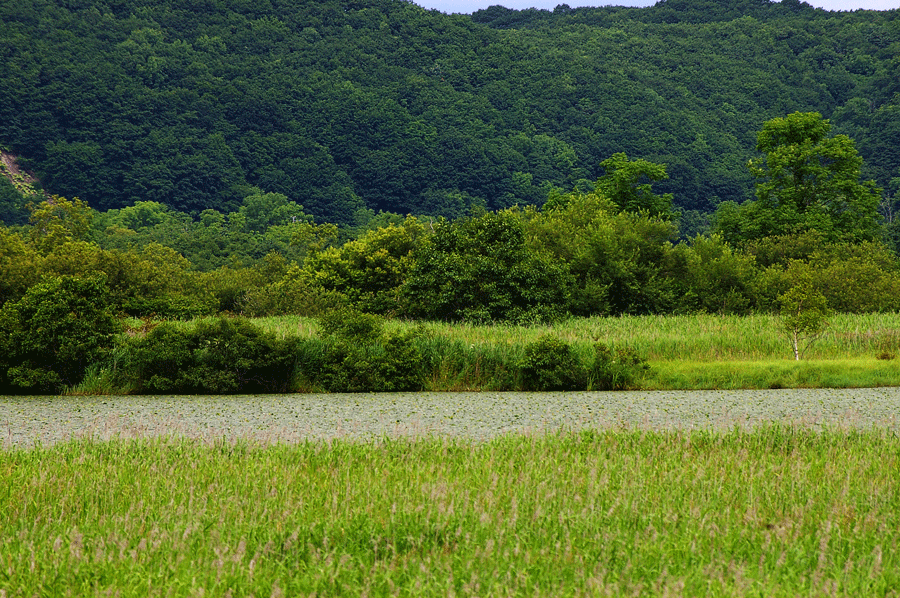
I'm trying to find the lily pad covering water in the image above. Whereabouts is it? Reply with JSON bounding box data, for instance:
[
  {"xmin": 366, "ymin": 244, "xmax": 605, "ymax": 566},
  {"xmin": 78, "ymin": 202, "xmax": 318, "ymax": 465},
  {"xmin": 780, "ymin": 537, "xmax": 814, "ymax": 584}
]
[{"xmin": 3, "ymin": 388, "xmax": 899, "ymax": 447}]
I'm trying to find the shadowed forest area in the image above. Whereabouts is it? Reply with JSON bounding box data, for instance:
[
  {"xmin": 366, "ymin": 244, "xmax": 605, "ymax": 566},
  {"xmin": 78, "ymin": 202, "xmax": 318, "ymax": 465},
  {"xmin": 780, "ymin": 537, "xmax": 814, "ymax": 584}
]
[{"xmin": 1, "ymin": 0, "xmax": 898, "ymax": 223}]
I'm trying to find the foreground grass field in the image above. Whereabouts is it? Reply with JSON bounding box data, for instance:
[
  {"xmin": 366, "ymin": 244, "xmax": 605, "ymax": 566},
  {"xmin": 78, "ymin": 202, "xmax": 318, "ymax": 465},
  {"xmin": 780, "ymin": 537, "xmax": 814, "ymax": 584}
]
[
  {"xmin": 247, "ymin": 312, "xmax": 900, "ymax": 390},
  {"xmin": 2, "ymin": 428, "xmax": 898, "ymax": 596}
]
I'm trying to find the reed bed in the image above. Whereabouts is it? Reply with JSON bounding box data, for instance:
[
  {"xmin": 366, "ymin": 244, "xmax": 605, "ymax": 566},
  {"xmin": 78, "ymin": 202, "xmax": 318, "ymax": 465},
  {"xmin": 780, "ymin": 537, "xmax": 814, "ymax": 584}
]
[
  {"xmin": 251, "ymin": 313, "xmax": 900, "ymax": 362},
  {"xmin": 3, "ymin": 427, "xmax": 899, "ymax": 596},
  {"xmin": 112, "ymin": 313, "xmax": 900, "ymax": 392}
]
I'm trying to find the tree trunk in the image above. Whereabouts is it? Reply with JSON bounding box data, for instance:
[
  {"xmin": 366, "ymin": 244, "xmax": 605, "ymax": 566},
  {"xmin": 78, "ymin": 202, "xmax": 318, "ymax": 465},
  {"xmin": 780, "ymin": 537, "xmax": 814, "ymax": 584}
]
[{"xmin": 791, "ymin": 330, "xmax": 800, "ymax": 360}]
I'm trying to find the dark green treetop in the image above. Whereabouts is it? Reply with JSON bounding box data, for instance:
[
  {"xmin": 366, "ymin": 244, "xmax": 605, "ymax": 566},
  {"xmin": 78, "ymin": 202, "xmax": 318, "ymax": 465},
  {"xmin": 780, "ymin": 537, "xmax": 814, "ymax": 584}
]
[{"xmin": 715, "ymin": 112, "xmax": 882, "ymax": 244}]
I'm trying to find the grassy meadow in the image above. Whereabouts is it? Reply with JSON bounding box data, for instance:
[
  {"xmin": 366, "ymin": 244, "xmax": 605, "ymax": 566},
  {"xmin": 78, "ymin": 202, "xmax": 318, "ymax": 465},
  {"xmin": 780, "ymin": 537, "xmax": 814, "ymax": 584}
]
[
  {"xmin": 10, "ymin": 315, "xmax": 900, "ymax": 596},
  {"xmin": 3, "ymin": 427, "xmax": 899, "ymax": 597},
  {"xmin": 246, "ymin": 312, "xmax": 900, "ymax": 391}
]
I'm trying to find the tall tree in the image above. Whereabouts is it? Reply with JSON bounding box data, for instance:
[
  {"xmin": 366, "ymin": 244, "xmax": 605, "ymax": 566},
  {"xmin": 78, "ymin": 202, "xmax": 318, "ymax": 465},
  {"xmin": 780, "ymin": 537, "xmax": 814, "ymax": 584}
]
[
  {"xmin": 715, "ymin": 112, "xmax": 882, "ymax": 244},
  {"xmin": 594, "ymin": 153, "xmax": 674, "ymax": 218}
]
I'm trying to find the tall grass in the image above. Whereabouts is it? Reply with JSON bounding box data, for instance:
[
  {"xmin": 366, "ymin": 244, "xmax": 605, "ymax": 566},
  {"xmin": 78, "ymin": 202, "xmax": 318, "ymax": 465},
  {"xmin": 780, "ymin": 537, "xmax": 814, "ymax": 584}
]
[
  {"xmin": 99, "ymin": 313, "xmax": 900, "ymax": 393},
  {"xmin": 3, "ymin": 428, "xmax": 900, "ymax": 596},
  {"xmin": 254, "ymin": 312, "xmax": 900, "ymax": 362}
]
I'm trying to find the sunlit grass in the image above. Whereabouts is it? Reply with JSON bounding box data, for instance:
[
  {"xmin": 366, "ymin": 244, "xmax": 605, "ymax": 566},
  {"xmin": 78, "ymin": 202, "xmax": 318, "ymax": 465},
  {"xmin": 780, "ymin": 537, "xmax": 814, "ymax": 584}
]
[
  {"xmin": 645, "ymin": 358, "xmax": 900, "ymax": 390},
  {"xmin": 106, "ymin": 313, "xmax": 900, "ymax": 392},
  {"xmin": 3, "ymin": 428, "xmax": 900, "ymax": 596},
  {"xmin": 254, "ymin": 312, "xmax": 900, "ymax": 362}
]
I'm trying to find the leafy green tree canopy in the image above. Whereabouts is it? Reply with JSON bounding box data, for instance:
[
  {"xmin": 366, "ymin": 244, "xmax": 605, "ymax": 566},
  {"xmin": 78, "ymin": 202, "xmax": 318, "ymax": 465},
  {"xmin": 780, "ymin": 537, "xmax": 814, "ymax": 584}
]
[
  {"xmin": 0, "ymin": 274, "xmax": 120, "ymax": 393},
  {"xmin": 778, "ymin": 262, "xmax": 831, "ymax": 361},
  {"xmin": 401, "ymin": 210, "xmax": 571, "ymax": 323},
  {"xmin": 593, "ymin": 153, "xmax": 674, "ymax": 218},
  {"xmin": 238, "ymin": 191, "xmax": 310, "ymax": 233},
  {"xmin": 715, "ymin": 112, "xmax": 882, "ymax": 244},
  {"xmin": 27, "ymin": 196, "xmax": 94, "ymax": 252}
]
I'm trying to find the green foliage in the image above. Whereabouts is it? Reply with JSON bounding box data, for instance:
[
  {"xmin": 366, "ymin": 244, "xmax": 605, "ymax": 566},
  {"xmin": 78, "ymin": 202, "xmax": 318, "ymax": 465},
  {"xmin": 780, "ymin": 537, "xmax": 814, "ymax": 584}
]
[
  {"xmin": 312, "ymin": 308, "xmax": 426, "ymax": 392},
  {"xmin": 518, "ymin": 334, "xmax": 649, "ymax": 391},
  {"xmin": 0, "ymin": 275, "xmax": 121, "ymax": 393},
  {"xmin": 123, "ymin": 317, "xmax": 299, "ymax": 394},
  {"xmin": 237, "ymin": 191, "xmax": 310, "ymax": 233},
  {"xmin": 315, "ymin": 329, "xmax": 426, "ymax": 393},
  {"xmin": 594, "ymin": 152, "xmax": 674, "ymax": 218},
  {"xmin": 27, "ymin": 196, "xmax": 94, "ymax": 252},
  {"xmin": 95, "ymin": 195, "xmax": 341, "ymax": 273},
  {"xmin": 778, "ymin": 266, "xmax": 832, "ymax": 360},
  {"xmin": 668, "ymin": 234, "xmax": 756, "ymax": 315},
  {"xmin": 0, "ymin": 227, "xmax": 41, "ymax": 306},
  {"xmin": 192, "ymin": 266, "xmax": 267, "ymax": 316},
  {"xmin": 519, "ymin": 335, "xmax": 586, "ymax": 391},
  {"xmin": 588, "ymin": 344, "xmax": 650, "ymax": 391},
  {"xmin": 303, "ymin": 217, "xmax": 427, "ymax": 314},
  {"xmin": 528, "ymin": 192, "xmax": 676, "ymax": 316},
  {"xmin": 0, "ymin": 175, "xmax": 31, "ymax": 226},
  {"xmin": 3, "ymin": 0, "xmax": 898, "ymax": 222},
  {"xmin": 739, "ymin": 231, "xmax": 828, "ymax": 269},
  {"xmin": 318, "ymin": 307, "xmax": 385, "ymax": 345},
  {"xmin": 715, "ymin": 112, "xmax": 883, "ymax": 244},
  {"xmin": 751, "ymin": 240, "xmax": 900, "ymax": 314},
  {"xmin": 31, "ymin": 240, "xmax": 214, "ymax": 318},
  {"xmin": 239, "ymin": 265, "xmax": 349, "ymax": 317},
  {"xmin": 401, "ymin": 210, "xmax": 571, "ymax": 323}
]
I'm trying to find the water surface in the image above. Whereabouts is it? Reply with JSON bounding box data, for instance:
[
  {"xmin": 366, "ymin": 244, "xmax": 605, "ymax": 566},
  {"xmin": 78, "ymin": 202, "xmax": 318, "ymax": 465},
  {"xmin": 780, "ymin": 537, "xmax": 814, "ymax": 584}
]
[{"xmin": 2, "ymin": 388, "xmax": 898, "ymax": 447}]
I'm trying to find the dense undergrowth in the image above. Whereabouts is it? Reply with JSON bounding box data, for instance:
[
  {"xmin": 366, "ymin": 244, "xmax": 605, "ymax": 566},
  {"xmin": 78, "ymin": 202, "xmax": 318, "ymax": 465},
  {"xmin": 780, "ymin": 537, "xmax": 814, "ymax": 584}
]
[
  {"xmin": 16, "ymin": 310, "xmax": 900, "ymax": 396},
  {"xmin": 71, "ymin": 309, "xmax": 650, "ymax": 396},
  {"xmin": 5, "ymin": 268, "xmax": 900, "ymax": 396}
]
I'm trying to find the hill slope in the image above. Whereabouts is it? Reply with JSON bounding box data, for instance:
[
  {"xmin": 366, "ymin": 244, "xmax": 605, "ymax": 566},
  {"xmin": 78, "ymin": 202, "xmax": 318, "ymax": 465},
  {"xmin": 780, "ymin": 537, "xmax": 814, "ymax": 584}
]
[{"xmin": 0, "ymin": 0, "xmax": 897, "ymax": 223}]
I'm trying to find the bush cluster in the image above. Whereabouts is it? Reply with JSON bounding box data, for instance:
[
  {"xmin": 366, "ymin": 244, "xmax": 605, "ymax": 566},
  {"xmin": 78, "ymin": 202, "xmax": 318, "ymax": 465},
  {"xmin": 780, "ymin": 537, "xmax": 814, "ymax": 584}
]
[
  {"xmin": 0, "ymin": 275, "xmax": 120, "ymax": 394},
  {"xmin": 519, "ymin": 334, "xmax": 649, "ymax": 392},
  {"xmin": 121, "ymin": 318, "xmax": 299, "ymax": 394},
  {"xmin": 308, "ymin": 308, "xmax": 428, "ymax": 393},
  {"xmin": 0, "ymin": 275, "xmax": 651, "ymax": 394},
  {"xmin": 6, "ymin": 191, "xmax": 900, "ymax": 327}
]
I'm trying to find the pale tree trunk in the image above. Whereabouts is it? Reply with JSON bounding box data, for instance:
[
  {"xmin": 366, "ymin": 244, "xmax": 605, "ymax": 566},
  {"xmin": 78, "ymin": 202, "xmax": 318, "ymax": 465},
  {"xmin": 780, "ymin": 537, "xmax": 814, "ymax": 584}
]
[{"xmin": 791, "ymin": 329, "xmax": 800, "ymax": 360}]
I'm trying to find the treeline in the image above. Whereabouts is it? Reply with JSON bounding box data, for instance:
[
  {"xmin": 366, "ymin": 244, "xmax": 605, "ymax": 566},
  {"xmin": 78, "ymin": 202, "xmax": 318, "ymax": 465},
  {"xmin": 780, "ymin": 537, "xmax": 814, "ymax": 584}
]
[
  {"xmin": 2, "ymin": 186, "xmax": 898, "ymax": 324},
  {"xmin": 1, "ymin": 0, "xmax": 898, "ymax": 226},
  {"xmin": 0, "ymin": 282, "xmax": 651, "ymax": 394},
  {"xmin": 1, "ymin": 184, "xmax": 897, "ymax": 394},
  {"xmin": 1, "ymin": 111, "xmax": 897, "ymax": 321}
]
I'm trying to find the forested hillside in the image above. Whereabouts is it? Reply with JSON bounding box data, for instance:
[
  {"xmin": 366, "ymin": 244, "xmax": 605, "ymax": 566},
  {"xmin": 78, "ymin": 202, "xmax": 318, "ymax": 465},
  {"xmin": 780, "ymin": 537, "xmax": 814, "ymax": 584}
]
[{"xmin": 1, "ymin": 0, "xmax": 898, "ymax": 225}]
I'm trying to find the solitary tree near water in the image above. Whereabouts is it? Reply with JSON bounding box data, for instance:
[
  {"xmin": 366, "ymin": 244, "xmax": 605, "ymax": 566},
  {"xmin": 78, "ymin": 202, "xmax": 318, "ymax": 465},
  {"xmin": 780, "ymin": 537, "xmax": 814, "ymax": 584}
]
[{"xmin": 778, "ymin": 275, "xmax": 831, "ymax": 361}]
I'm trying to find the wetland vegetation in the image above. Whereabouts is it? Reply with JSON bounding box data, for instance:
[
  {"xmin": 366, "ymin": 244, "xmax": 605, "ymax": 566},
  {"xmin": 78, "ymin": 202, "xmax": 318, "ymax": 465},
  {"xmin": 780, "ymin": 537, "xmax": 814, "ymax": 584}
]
[
  {"xmin": 60, "ymin": 311, "xmax": 900, "ymax": 396},
  {"xmin": 3, "ymin": 427, "xmax": 900, "ymax": 596},
  {"xmin": 4, "ymin": 110, "xmax": 900, "ymax": 395},
  {"xmin": 3, "ymin": 2, "xmax": 900, "ymax": 595}
]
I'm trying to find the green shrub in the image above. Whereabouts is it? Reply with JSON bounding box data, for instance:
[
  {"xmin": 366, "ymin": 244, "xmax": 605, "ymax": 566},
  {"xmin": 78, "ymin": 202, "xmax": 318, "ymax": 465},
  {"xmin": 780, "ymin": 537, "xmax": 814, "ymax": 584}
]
[
  {"xmin": 519, "ymin": 335, "xmax": 587, "ymax": 391},
  {"xmin": 312, "ymin": 308, "xmax": 426, "ymax": 392},
  {"xmin": 589, "ymin": 344, "xmax": 650, "ymax": 390},
  {"xmin": 120, "ymin": 294, "xmax": 214, "ymax": 320},
  {"xmin": 122, "ymin": 317, "xmax": 298, "ymax": 394},
  {"xmin": 239, "ymin": 278, "xmax": 348, "ymax": 317},
  {"xmin": 316, "ymin": 331, "xmax": 425, "ymax": 393},
  {"xmin": 0, "ymin": 274, "xmax": 121, "ymax": 393},
  {"xmin": 318, "ymin": 306, "xmax": 384, "ymax": 345},
  {"xmin": 401, "ymin": 210, "xmax": 572, "ymax": 323}
]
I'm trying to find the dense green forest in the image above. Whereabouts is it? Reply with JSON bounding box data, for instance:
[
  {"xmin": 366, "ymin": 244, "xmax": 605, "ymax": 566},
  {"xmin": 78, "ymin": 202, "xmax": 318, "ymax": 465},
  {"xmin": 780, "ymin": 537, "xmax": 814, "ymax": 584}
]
[
  {"xmin": 2, "ymin": 108, "xmax": 899, "ymax": 325},
  {"xmin": 2, "ymin": 0, "xmax": 900, "ymax": 393},
  {"xmin": 1, "ymin": 0, "xmax": 898, "ymax": 226}
]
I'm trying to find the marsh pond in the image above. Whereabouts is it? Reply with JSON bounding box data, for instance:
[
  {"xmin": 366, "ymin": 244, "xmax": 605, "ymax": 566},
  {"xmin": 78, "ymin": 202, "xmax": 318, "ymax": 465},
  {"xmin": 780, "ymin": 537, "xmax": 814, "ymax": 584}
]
[{"xmin": 2, "ymin": 388, "xmax": 899, "ymax": 447}]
